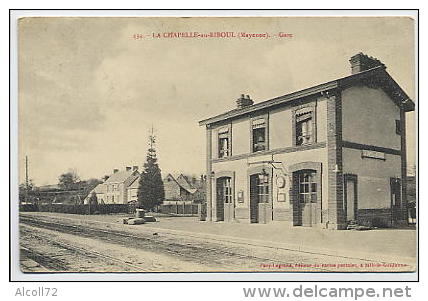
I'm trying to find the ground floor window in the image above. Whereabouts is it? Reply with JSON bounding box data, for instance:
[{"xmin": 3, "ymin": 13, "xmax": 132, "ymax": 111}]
[
  {"xmin": 256, "ymin": 173, "xmax": 269, "ymax": 203},
  {"xmin": 297, "ymin": 170, "xmax": 317, "ymax": 203},
  {"xmin": 217, "ymin": 177, "xmax": 232, "ymax": 203}
]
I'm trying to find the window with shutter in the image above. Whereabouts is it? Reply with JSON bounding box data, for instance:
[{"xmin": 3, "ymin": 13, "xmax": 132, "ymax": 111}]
[
  {"xmin": 218, "ymin": 127, "xmax": 231, "ymax": 158},
  {"xmin": 252, "ymin": 118, "xmax": 267, "ymax": 152},
  {"xmin": 295, "ymin": 107, "xmax": 315, "ymax": 146}
]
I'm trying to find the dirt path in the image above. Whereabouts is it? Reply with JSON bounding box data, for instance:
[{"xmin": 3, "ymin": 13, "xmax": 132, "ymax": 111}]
[
  {"xmin": 20, "ymin": 224, "xmax": 209, "ymax": 272},
  {"xmin": 19, "ymin": 214, "xmax": 415, "ymax": 273}
]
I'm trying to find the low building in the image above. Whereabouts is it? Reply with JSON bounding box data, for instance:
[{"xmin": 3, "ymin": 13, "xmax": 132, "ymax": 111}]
[
  {"xmin": 199, "ymin": 53, "xmax": 414, "ymax": 229},
  {"xmin": 163, "ymin": 173, "xmax": 205, "ymax": 204},
  {"xmin": 91, "ymin": 166, "xmax": 140, "ymax": 204},
  {"xmin": 84, "ymin": 183, "xmax": 106, "ymax": 204},
  {"xmin": 126, "ymin": 176, "xmax": 139, "ymax": 204}
]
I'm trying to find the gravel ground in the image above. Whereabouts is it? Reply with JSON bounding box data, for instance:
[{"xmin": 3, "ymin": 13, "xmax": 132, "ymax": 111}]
[{"xmin": 19, "ymin": 212, "xmax": 416, "ymax": 273}]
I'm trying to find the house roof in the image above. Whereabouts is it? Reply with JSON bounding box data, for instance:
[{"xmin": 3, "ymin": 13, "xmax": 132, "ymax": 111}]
[
  {"xmin": 85, "ymin": 183, "xmax": 105, "ymax": 200},
  {"xmin": 176, "ymin": 174, "xmax": 192, "ymax": 189},
  {"xmin": 199, "ymin": 66, "xmax": 414, "ymax": 126},
  {"xmin": 38, "ymin": 184, "xmax": 61, "ymax": 191},
  {"xmin": 176, "ymin": 175, "xmax": 198, "ymax": 194},
  {"xmin": 104, "ymin": 170, "xmax": 138, "ymax": 183},
  {"xmin": 164, "ymin": 173, "xmax": 198, "ymax": 194},
  {"xmin": 127, "ymin": 177, "xmax": 139, "ymax": 189},
  {"xmin": 92, "ymin": 183, "xmax": 106, "ymax": 194}
]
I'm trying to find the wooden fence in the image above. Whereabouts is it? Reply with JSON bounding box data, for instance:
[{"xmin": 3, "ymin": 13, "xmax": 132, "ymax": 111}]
[
  {"xmin": 158, "ymin": 204, "xmax": 199, "ymax": 215},
  {"xmin": 19, "ymin": 203, "xmax": 201, "ymax": 216}
]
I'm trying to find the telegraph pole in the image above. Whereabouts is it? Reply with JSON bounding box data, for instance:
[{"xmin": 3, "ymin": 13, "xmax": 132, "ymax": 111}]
[{"xmin": 24, "ymin": 156, "xmax": 29, "ymax": 204}]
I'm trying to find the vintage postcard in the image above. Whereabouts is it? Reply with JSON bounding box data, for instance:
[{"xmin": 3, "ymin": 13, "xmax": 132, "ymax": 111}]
[{"xmin": 14, "ymin": 12, "xmax": 417, "ymax": 279}]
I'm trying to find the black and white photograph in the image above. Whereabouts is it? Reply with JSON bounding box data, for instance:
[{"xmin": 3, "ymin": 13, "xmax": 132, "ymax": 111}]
[{"xmin": 10, "ymin": 11, "xmax": 418, "ymax": 282}]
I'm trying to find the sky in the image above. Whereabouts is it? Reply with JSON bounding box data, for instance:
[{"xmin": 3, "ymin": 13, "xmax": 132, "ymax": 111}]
[{"xmin": 18, "ymin": 17, "xmax": 416, "ymax": 186}]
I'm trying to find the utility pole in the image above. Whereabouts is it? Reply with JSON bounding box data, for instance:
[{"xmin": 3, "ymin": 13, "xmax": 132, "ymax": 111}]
[{"xmin": 24, "ymin": 155, "xmax": 29, "ymax": 204}]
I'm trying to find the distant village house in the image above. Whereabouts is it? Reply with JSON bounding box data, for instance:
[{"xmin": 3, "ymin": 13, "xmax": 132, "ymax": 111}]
[
  {"xmin": 163, "ymin": 173, "xmax": 206, "ymax": 205},
  {"xmin": 85, "ymin": 166, "xmax": 139, "ymax": 204}
]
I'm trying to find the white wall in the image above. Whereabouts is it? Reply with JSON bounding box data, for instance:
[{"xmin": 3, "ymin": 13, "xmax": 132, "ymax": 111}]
[
  {"xmin": 232, "ymin": 118, "xmax": 250, "ymax": 155},
  {"xmin": 269, "ymin": 107, "xmax": 293, "ymax": 149},
  {"xmin": 342, "ymin": 148, "xmax": 402, "ymax": 209},
  {"xmin": 342, "ymin": 86, "xmax": 401, "ymax": 150}
]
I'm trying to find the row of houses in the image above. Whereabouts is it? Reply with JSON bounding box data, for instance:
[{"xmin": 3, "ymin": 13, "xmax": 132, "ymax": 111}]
[
  {"xmin": 27, "ymin": 179, "xmax": 102, "ymax": 205},
  {"xmin": 84, "ymin": 167, "xmax": 206, "ymax": 205}
]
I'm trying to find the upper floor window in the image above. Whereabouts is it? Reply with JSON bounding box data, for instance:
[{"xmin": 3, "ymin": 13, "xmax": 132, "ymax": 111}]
[
  {"xmin": 252, "ymin": 118, "xmax": 267, "ymax": 152},
  {"xmin": 294, "ymin": 106, "xmax": 316, "ymax": 146},
  {"xmin": 395, "ymin": 119, "xmax": 402, "ymax": 135},
  {"xmin": 218, "ymin": 127, "xmax": 230, "ymax": 158}
]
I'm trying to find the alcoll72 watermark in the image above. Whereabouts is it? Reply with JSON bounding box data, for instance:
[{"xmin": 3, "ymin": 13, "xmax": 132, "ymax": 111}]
[{"xmin": 15, "ymin": 287, "xmax": 58, "ymax": 297}]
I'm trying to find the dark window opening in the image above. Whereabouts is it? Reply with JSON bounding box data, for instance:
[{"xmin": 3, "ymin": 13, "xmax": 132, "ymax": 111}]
[
  {"xmin": 297, "ymin": 170, "xmax": 317, "ymax": 203},
  {"xmin": 395, "ymin": 119, "xmax": 402, "ymax": 135},
  {"xmin": 252, "ymin": 118, "xmax": 267, "ymax": 152},
  {"xmin": 296, "ymin": 112, "xmax": 313, "ymax": 146},
  {"xmin": 218, "ymin": 128, "xmax": 230, "ymax": 158},
  {"xmin": 219, "ymin": 137, "xmax": 229, "ymax": 158}
]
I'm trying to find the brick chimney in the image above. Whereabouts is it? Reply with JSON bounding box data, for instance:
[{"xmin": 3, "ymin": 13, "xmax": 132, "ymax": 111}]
[
  {"xmin": 126, "ymin": 166, "xmax": 132, "ymax": 171},
  {"xmin": 349, "ymin": 53, "xmax": 385, "ymax": 74},
  {"xmin": 113, "ymin": 168, "xmax": 119, "ymax": 174},
  {"xmin": 133, "ymin": 166, "xmax": 139, "ymax": 171},
  {"xmin": 236, "ymin": 94, "xmax": 253, "ymax": 109}
]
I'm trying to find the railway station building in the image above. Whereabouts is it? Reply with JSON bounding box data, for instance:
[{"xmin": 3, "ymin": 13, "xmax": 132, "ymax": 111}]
[{"xmin": 199, "ymin": 53, "xmax": 414, "ymax": 230}]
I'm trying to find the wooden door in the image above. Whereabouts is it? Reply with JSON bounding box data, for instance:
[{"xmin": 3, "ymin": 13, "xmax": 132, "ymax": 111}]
[
  {"xmin": 217, "ymin": 177, "xmax": 233, "ymax": 222},
  {"xmin": 223, "ymin": 177, "xmax": 233, "ymax": 222},
  {"xmin": 216, "ymin": 179, "xmax": 225, "ymax": 221},
  {"xmin": 390, "ymin": 178, "xmax": 402, "ymax": 222},
  {"xmin": 249, "ymin": 175, "xmax": 259, "ymax": 223},
  {"xmin": 344, "ymin": 175, "xmax": 358, "ymax": 222},
  {"xmin": 301, "ymin": 203, "xmax": 316, "ymax": 226},
  {"xmin": 297, "ymin": 170, "xmax": 318, "ymax": 227}
]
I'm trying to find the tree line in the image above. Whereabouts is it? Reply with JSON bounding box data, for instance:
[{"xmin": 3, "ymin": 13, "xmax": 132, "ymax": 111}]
[{"xmin": 20, "ymin": 131, "xmax": 165, "ymax": 211}]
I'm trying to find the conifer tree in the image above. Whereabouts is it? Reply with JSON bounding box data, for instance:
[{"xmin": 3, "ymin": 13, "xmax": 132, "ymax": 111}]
[{"xmin": 137, "ymin": 127, "xmax": 165, "ymax": 210}]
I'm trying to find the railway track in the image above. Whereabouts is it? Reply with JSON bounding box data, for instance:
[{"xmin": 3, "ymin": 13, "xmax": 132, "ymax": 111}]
[
  {"xmin": 20, "ymin": 226, "xmax": 147, "ymax": 272},
  {"xmin": 20, "ymin": 215, "xmax": 334, "ymax": 272},
  {"xmin": 21, "ymin": 215, "xmax": 408, "ymax": 272},
  {"xmin": 20, "ymin": 246, "xmax": 68, "ymax": 271}
]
